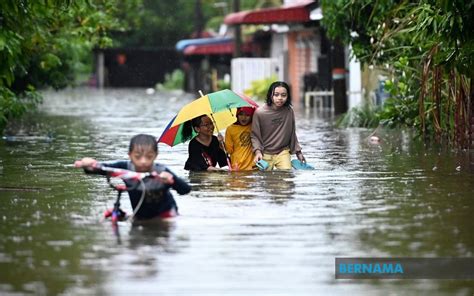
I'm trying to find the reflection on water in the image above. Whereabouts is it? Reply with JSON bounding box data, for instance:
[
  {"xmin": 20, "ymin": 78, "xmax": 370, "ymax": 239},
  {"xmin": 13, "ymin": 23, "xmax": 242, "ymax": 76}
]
[
  {"xmin": 0, "ymin": 88, "xmax": 473, "ymax": 295},
  {"xmin": 188, "ymin": 170, "xmax": 295, "ymax": 203}
]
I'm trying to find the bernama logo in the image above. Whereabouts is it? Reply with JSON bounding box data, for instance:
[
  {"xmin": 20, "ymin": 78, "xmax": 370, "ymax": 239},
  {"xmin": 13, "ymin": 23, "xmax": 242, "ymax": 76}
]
[{"xmin": 339, "ymin": 263, "xmax": 404, "ymax": 274}]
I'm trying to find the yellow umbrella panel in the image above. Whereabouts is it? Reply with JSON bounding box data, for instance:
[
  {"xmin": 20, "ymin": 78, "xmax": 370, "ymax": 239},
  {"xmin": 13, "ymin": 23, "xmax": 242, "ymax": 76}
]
[
  {"xmin": 170, "ymin": 89, "xmax": 252, "ymax": 128},
  {"xmin": 158, "ymin": 89, "xmax": 257, "ymax": 147}
]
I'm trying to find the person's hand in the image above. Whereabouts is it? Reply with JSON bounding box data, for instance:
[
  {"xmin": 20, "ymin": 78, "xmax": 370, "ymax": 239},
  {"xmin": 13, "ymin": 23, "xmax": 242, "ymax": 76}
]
[
  {"xmin": 207, "ymin": 166, "xmax": 222, "ymax": 171},
  {"xmin": 74, "ymin": 157, "xmax": 97, "ymax": 168},
  {"xmin": 254, "ymin": 150, "xmax": 263, "ymax": 163},
  {"xmin": 217, "ymin": 133, "xmax": 226, "ymax": 151},
  {"xmin": 159, "ymin": 171, "xmax": 174, "ymax": 185},
  {"xmin": 296, "ymin": 151, "xmax": 306, "ymax": 163}
]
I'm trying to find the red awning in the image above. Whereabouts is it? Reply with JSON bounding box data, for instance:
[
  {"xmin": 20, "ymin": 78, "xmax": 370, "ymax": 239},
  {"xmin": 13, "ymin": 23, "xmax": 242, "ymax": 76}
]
[
  {"xmin": 184, "ymin": 42, "xmax": 252, "ymax": 56},
  {"xmin": 224, "ymin": 1, "xmax": 317, "ymax": 25}
]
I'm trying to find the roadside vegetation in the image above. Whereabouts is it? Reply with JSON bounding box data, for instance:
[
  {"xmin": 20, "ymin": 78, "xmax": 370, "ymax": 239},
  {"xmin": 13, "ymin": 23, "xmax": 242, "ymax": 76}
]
[
  {"xmin": 0, "ymin": 0, "xmax": 142, "ymax": 132},
  {"xmin": 1, "ymin": 0, "xmax": 282, "ymax": 134},
  {"xmin": 322, "ymin": 0, "xmax": 473, "ymax": 148}
]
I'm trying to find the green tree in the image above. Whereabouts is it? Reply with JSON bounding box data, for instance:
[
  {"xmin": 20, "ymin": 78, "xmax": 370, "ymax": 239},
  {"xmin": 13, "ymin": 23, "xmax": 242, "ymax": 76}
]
[
  {"xmin": 321, "ymin": 0, "xmax": 474, "ymax": 147},
  {"xmin": 112, "ymin": 0, "xmax": 196, "ymax": 48},
  {"xmin": 113, "ymin": 0, "xmax": 283, "ymax": 48},
  {"xmin": 0, "ymin": 0, "xmax": 142, "ymax": 132}
]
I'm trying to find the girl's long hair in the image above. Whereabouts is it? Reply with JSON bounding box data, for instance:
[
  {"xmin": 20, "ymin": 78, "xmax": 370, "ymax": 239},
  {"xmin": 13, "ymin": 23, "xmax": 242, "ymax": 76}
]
[
  {"xmin": 181, "ymin": 115, "xmax": 205, "ymax": 142},
  {"xmin": 265, "ymin": 81, "xmax": 292, "ymax": 107}
]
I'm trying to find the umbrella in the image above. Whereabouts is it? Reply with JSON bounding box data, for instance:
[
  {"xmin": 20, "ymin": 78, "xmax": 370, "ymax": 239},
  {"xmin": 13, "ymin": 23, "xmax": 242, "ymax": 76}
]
[{"xmin": 158, "ymin": 89, "xmax": 258, "ymax": 147}]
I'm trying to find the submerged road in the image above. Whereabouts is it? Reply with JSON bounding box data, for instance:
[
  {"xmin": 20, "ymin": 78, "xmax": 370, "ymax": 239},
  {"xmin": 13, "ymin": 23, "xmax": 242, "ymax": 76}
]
[{"xmin": 0, "ymin": 88, "xmax": 473, "ymax": 295}]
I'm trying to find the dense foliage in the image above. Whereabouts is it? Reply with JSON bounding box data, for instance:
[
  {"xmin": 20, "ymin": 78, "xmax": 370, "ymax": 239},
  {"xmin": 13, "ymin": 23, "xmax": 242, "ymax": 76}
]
[
  {"xmin": 0, "ymin": 0, "xmax": 142, "ymax": 132},
  {"xmin": 113, "ymin": 0, "xmax": 283, "ymax": 48},
  {"xmin": 0, "ymin": 0, "xmax": 283, "ymax": 132},
  {"xmin": 322, "ymin": 0, "xmax": 473, "ymax": 147}
]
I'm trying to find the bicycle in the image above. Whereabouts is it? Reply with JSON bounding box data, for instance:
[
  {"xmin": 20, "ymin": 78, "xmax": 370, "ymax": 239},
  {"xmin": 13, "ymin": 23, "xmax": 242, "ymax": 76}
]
[{"xmin": 75, "ymin": 162, "xmax": 167, "ymax": 240}]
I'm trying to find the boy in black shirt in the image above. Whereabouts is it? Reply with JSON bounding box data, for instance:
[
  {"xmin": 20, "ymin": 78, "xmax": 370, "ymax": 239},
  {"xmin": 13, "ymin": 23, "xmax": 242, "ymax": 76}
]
[{"xmin": 75, "ymin": 134, "xmax": 191, "ymax": 220}]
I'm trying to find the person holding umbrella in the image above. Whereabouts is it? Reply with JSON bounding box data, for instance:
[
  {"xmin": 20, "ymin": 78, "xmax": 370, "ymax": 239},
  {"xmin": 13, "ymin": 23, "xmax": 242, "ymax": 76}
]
[
  {"xmin": 182, "ymin": 115, "xmax": 228, "ymax": 171},
  {"xmin": 158, "ymin": 89, "xmax": 258, "ymax": 171}
]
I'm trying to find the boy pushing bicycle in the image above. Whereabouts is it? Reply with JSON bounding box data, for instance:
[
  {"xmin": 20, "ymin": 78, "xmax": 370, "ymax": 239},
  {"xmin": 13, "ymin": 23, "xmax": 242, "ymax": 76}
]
[{"xmin": 75, "ymin": 134, "xmax": 191, "ymax": 221}]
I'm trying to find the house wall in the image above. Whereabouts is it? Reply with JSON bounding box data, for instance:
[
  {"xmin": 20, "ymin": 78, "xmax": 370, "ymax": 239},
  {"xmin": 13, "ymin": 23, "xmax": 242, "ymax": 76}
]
[
  {"xmin": 270, "ymin": 33, "xmax": 287, "ymax": 82},
  {"xmin": 231, "ymin": 58, "xmax": 279, "ymax": 94},
  {"xmin": 287, "ymin": 29, "xmax": 320, "ymax": 104}
]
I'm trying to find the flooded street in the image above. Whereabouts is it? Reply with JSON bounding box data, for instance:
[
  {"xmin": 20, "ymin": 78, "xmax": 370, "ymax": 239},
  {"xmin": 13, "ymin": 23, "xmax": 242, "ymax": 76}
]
[{"xmin": 1, "ymin": 88, "xmax": 473, "ymax": 295}]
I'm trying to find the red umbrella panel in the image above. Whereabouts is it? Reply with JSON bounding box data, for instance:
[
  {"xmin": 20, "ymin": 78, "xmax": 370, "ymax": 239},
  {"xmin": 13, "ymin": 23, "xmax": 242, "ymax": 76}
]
[{"xmin": 158, "ymin": 115, "xmax": 197, "ymax": 147}]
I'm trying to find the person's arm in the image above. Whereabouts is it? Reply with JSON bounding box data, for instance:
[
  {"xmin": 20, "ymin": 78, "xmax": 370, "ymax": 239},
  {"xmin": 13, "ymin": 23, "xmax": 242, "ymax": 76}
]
[
  {"xmin": 251, "ymin": 111, "xmax": 264, "ymax": 162},
  {"xmin": 213, "ymin": 137, "xmax": 228, "ymax": 168},
  {"xmin": 74, "ymin": 157, "xmax": 97, "ymax": 168},
  {"xmin": 295, "ymin": 151, "xmax": 305, "ymax": 163},
  {"xmin": 217, "ymin": 133, "xmax": 226, "ymax": 152},
  {"xmin": 288, "ymin": 108, "xmax": 305, "ymax": 162},
  {"xmin": 165, "ymin": 168, "xmax": 191, "ymax": 195},
  {"xmin": 74, "ymin": 158, "xmax": 128, "ymax": 175},
  {"xmin": 101, "ymin": 160, "xmax": 129, "ymax": 169}
]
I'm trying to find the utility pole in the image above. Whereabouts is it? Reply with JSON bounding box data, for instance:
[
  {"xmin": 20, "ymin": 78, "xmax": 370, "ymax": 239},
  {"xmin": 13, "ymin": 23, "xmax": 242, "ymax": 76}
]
[
  {"xmin": 233, "ymin": 0, "xmax": 241, "ymax": 57},
  {"xmin": 195, "ymin": 0, "xmax": 204, "ymax": 38}
]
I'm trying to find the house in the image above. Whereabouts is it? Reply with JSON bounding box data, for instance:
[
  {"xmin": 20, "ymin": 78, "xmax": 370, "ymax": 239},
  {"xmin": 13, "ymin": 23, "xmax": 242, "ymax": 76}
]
[
  {"xmin": 224, "ymin": 0, "xmax": 356, "ymax": 114},
  {"xmin": 175, "ymin": 34, "xmax": 262, "ymax": 94},
  {"xmin": 175, "ymin": 0, "xmax": 365, "ymax": 114}
]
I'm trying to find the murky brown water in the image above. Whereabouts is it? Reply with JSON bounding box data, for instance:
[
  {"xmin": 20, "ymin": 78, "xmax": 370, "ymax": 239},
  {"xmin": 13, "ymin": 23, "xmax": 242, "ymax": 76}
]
[{"xmin": 0, "ymin": 88, "xmax": 473, "ymax": 295}]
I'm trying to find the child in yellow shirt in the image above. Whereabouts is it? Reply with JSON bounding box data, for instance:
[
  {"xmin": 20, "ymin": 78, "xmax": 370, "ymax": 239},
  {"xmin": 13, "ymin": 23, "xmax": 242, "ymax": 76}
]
[{"xmin": 224, "ymin": 107, "xmax": 256, "ymax": 170}]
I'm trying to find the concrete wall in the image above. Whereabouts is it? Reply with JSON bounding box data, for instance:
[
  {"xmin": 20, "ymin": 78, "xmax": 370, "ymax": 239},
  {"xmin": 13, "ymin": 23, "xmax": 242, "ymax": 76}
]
[
  {"xmin": 231, "ymin": 58, "xmax": 279, "ymax": 94},
  {"xmin": 287, "ymin": 29, "xmax": 320, "ymax": 104}
]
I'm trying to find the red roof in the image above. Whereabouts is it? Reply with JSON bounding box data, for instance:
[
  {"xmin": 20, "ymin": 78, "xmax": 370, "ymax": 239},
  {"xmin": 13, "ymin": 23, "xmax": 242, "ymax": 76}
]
[
  {"xmin": 224, "ymin": 1, "xmax": 317, "ymax": 25},
  {"xmin": 184, "ymin": 42, "xmax": 252, "ymax": 56}
]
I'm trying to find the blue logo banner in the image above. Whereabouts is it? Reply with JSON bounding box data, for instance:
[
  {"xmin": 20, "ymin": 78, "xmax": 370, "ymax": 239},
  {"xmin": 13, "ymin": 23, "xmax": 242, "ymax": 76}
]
[{"xmin": 335, "ymin": 258, "xmax": 474, "ymax": 279}]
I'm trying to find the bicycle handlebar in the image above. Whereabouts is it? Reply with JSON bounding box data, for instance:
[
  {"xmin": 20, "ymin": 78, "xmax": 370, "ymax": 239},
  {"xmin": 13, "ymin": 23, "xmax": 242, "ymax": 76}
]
[
  {"xmin": 97, "ymin": 165, "xmax": 159, "ymax": 181},
  {"xmin": 74, "ymin": 161, "xmax": 166, "ymax": 191}
]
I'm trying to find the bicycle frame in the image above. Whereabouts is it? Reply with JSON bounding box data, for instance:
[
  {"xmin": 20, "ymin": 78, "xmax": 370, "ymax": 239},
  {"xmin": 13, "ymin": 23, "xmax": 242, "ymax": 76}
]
[{"xmin": 103, "ymin": 183, "xmax": 128, "ymax": 225}]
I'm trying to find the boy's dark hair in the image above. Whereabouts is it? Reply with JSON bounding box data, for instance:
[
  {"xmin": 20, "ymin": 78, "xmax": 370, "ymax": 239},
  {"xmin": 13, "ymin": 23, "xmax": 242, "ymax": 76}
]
[
  {"xmin": 129, "ymin": 134, "xmax": 158, "ymax": 153},
  {"xmin": 266, "ymin": 81, "xmax": 292, "ymax": 107},
  {"xmin": 181, "ymin": 115, "xmax": 206, "ymax": 142}
]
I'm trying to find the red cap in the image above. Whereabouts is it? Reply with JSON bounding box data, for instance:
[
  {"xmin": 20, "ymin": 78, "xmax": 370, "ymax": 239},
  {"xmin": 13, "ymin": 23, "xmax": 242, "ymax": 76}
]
[{"xmin": 237, "ymin": 106, "xmax": 255, "ymax": 116}]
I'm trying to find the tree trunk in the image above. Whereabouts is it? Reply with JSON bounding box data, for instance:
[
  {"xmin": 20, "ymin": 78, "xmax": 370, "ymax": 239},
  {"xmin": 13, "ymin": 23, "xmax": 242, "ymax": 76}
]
[
  {"xmin": 470, "ymin": 77, "xmax": 474, "ymax": 149},
  {"xmin": 233, "ymin": 0, "xmax": 242, "ymax": 58}
]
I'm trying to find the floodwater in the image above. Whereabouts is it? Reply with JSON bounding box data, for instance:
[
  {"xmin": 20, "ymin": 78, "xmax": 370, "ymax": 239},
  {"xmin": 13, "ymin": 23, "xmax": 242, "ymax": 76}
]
[{"xmin": 0, "ymin": 88, "xmax": 473, "ymax": 295}]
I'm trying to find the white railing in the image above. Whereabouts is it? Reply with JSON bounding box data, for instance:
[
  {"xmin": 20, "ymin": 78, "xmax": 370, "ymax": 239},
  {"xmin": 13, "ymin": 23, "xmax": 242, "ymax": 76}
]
[{"xmin": 304, "ymin": 90, "xmax": 334, "ymax": 112}]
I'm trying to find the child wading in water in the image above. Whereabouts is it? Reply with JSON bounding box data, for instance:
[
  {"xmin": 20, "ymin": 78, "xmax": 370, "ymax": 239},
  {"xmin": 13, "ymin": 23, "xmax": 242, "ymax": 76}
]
[
  {"xmin": 75, "ymin": 134, "xmax": 191, "ymax": 220},
  {"xmin": 183, "ymin": 115, "xmax": 228, "ymax": 171},
  {"xmin": 251, "ymin": 81, "xmax": 306, "ymax": 170},
  {"xmin": 224, "ymin": 106, "xmax": 256, "ymax": 170}
]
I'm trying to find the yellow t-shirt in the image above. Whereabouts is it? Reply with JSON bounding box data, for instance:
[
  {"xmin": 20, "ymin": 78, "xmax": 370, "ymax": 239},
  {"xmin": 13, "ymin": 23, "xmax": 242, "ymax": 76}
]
[{"xmin": 224, "ymin": 124, "xmax": 255, "ymax": 170}]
